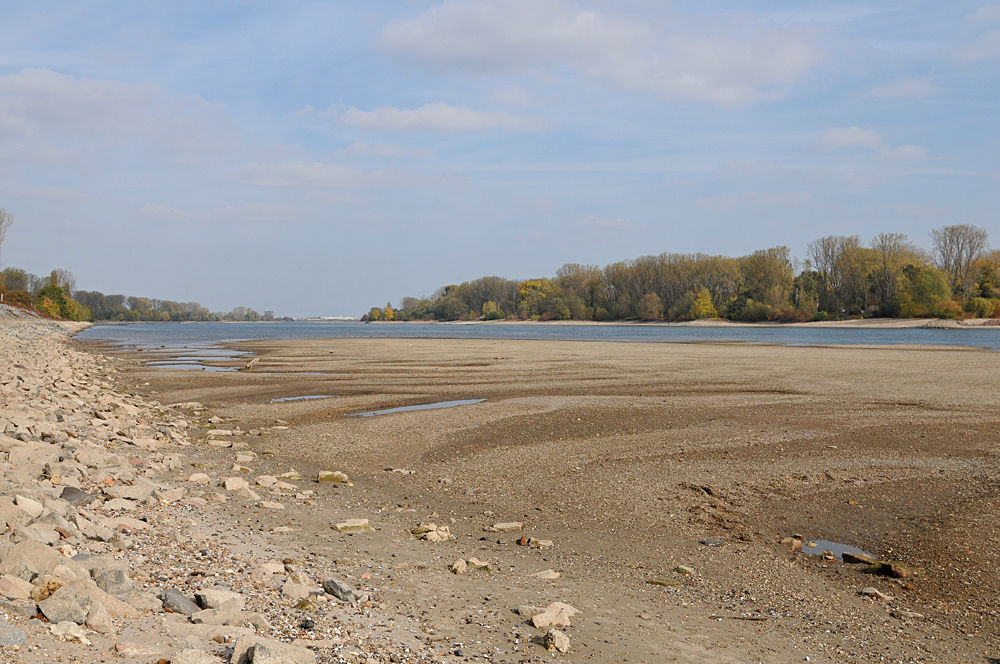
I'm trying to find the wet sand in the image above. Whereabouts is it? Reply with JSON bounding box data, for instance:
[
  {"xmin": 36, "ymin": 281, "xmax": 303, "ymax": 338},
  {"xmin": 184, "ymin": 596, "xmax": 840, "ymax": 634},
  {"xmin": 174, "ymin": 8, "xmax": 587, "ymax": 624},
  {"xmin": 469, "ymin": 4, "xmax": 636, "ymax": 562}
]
[{"xmin": 105, "ymin": 337, "xmax": 1000, "ymax": 663}]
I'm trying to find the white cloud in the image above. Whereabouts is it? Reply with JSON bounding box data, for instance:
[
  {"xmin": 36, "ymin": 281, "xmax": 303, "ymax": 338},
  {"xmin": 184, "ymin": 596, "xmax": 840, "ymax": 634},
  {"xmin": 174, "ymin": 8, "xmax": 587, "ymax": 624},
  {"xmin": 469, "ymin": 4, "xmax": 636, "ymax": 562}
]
[
  {"xmin": 816, "ymin": 126, "xmax": 883, "ymax": 150},
  {"xmin": 0, "ymin": 68, "xmax": 235, "ymax": 167},
  {"xmin": 377, "ymin": 0, "xmax": 820, "ymax": 108},
  {"xmin": 696, "ymin": 191, "xmax": 813, "ymax": 211},
  {"xmin": 865, "ymin": 74, "xmax": 939, "ymax": 99},
  {"xmin": 878, "ymin": 144, "xmax": 929, "ymax": 162},
  {"xmin": 339, "ymin": 103, "xmax": 546, "ymax": 133}
]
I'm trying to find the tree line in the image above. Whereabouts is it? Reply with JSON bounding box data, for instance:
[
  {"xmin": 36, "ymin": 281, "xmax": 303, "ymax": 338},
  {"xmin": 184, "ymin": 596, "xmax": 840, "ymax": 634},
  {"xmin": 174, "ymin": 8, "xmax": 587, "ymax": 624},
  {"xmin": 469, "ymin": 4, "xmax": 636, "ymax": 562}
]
[
  {"xmin": 0, "ymin": 265, "xmax": 279, "ymax": 322},
  {"xmin": 364, "ymin": 225, "xmax": 1000, "ymax": 323}
]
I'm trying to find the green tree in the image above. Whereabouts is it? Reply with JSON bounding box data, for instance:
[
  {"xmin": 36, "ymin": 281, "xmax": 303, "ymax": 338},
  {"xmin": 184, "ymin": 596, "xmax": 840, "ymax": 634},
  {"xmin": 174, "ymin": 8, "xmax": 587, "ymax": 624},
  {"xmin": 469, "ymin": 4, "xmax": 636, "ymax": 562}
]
[{"xmin": 689, "ymin": 288, "xmax": 718, "ymax": 319}]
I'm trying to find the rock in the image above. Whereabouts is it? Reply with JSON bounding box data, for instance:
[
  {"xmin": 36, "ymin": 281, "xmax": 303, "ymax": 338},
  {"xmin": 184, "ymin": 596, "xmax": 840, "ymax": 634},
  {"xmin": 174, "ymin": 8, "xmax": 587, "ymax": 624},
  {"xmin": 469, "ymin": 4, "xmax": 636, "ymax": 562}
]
[
  {"xmin": 282, "ymin": 579, "xmax": 314, "ymax": 600},
  {"xmin": 700, "ymin": 538, "xmax": 724, "ymax": 547},
  {"xmin": 93, "ymin": 565, "xmax": 132, "ymax": 595},
  {"xmin": 544, "ymin": 628, "xmax": 571, "ymax": 653},
  {"xmin": 891, "ymin": 609, "xmax": 925, "ymax": 620},
  {"xmin": 154, "ymin": 487, "xmax": 185, "ymax": 502},
  {"xmin": 231, "ymin": 636, "xmax": 317, "ymax": 664},
  {"xmin": 259, "ymin": 501, "xmax": 285, "ymax": 510},
  {"xmin": 842, "ymin": 552, "xmax": 876, "ymax": 565},
  {"xmin": 14, "ymin": 495, "xmax": 44, "ymax": 519},
  {"xmin": 0, "ymin": 599, "xmax": 37, "ymax": 618},
  {"xmin": 172, "ymin": 650, "xmax": 222, "ymax": 664},
  {"xmin": 863, "ymin": 560, "xmax": 920, "ymax": 578},
  {"xmin": 317, "ymin": 471, "xmax": 350, "ymax": 484},
  {"xmin": 161, "ymin": 588, "xmax": 201, "ymax": 616},
  {"xmin": 0, "ymin": 574, "xmax": 33, "ymax": 600},
  {"xmin": 675, "ymin": 565, "xmax": 695, "ymax": 575},
  {"xmin": 50, "ymin": 620, "xmax": 90, "ymax": 644},
  {"xmin": 333, "ymin": 519, "xmax": 372, "ymax": 533},
  {"xmin": 860, "ymin": 587, "xmax": 894, "ymax": 601},
  {"xmin": 256, "ymin": 475, "xmax": 278, "ymax": 487},
  {"xmin": 780, "ymin": 537, "xmax": 803, "ymax": 552},
  {"xmin": 449, "ymin": 560, "xmax": 467, "ymax": 575},
  {"xmin": 486, "ymin": 522, "xmax": 522, "ymax": 533},
  {"xmin": 528, "ymin": 569, "xmax": 560, "ymax": 580},
  {"xmin": 515, "ymin": 605, "xmax": 545, "ymax": 618},
  {"xmin": 223, "ymin": 477, "xmax": 249, "ymax": 491},
  {"xmin": 124, "ymin": 589, "xmax": 163, "ymax": 612},
  {"xmin": 249, "ymin": 562, "xmax": 286, "ymax": 582},
  {"xmin": 322, "ymin": 579, "xmax": 355, "ymax": 602},
  {"xmin": 0, "ymin": 615, "xmax": 26, "ymax": 647},
  {"xmin": 85, "ymin": 600, "xmax": 115, "ymax": 634},
  {"xmin": 195, "ymin": 588, "xmax": 244, "ymax": 611},
  {"xmin": 59, "ymin": 486, "xmax": 94, "ymax": 506},
  {"xmin": 531, "ymin": 602, "xmax": 580, "ymax": 628},
  {"xmin": 188, "ymin": 473, "xmax": 211, "ymax": 484},
  {"xmin": 115, "ymin": 642, "xmax": 169, "ymax": 657},
  {"xmin": 38, "ymin": 584, "xmax": 92, "ymax": 624},
  {"xmin": 411, "ymin": 523, "xmax": 453, "ymax": 542},
  {"xmin": 647, "ymin": 577, "xmax": 682, "ymax": 587}
]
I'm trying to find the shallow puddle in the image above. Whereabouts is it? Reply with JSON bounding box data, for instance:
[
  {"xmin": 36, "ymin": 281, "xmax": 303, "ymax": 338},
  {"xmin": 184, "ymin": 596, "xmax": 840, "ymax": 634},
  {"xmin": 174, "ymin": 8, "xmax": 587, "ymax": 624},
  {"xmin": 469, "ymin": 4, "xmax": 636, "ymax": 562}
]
[
  {"xmin": 349, "ymin": 398, "xmax": 486, "ymax": 418},
  {"xmin": 144, "ymin": 362, "xmax": 237, "ymax": 372},
  {"xmin": 270, "ymin": 395, "xmax": 334, "ymax": 403},
  {"xmin": 801, "ymin": 539, "xmax": 876, "ymax": 561}
]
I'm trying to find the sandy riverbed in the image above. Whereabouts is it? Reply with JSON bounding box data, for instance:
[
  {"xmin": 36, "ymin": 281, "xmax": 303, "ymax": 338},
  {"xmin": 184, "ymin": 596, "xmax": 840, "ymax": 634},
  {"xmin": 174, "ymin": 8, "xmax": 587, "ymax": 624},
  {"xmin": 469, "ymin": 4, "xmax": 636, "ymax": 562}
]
[{"xmin": 94, "ymin": 335, "xmax": 1000, "ymax": 663}]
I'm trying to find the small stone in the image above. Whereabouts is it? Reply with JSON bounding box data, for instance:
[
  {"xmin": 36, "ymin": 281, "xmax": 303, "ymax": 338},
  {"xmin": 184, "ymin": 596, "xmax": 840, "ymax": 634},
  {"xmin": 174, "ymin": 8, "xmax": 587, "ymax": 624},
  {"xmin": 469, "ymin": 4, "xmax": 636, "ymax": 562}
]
[
  {"xmin": 50, "ymin": 620, "xmax": 91, "ymax": 644},
  {"xmin": 223, "ymin": 477, "xmax": 249, "ymax": 491},
  {"xmin": 544, "ymin": 628, "xmax": 571, "ymax": 653},
  {"xmin": 195, "ymin": 588, "xmax": 244, "ymax": 611},
  {"xmin": 675, "ymin": 565, "xmax": 695, "ymax": 575},
  {"xmin": 449, "ymin": 560, "xmax": 467, "ymax": 575},
  {"xmin": 528, "ymin": 569, "xmax": 560, "ymax": 580},
  {"xmin": 14, "ymin": 495, "xmax": 44, "ymax": 519},
  {"xmin": 60, "ymin": 486, "xmax": 94, "ymax": 506},
  {"xmin": 321, "ymin": 579, "xmax": 355, "ymax": 602},
  {"xmin": 85, "ymin": 600, "xmax": 116, "ymax": 634},
  {"xmin": 891, "ymin": 609, "xmax": 925, "ymax": 620},
  {"xmin": 0, "ymin": 574, "xmax": 32, "ymax": 600},
  {"xmin": 188, "ymin": 473, "xmax": 211, "ymax": 484},
  {"xmin": 860, "ymin": 587, "xmax": 894, "ymax": 601},
  {"xmin": 161, "ymin": 588, "xmax": 201, "ymax": 616},
  {"xmin": 256, "ymin": 475, "xmax": 278, "ymax": 487},
  {"xmin": 260, "ymin": 501, "xmax": 285, "ymax": 510},
  {"xmin": 531, "ymin": 602, "xmax": 580, "ymax": 628},
  {"xmin": 699, "ymin": 538, "xmax": 724, "ymax": 547},
  {"xmin": 317, "ymin": 471, "xmax": 350, "ymax": 484},
  {"xmin": 487, "ymin": 522, "xmax": 522, "ymax": 533},
  {"xmin": 333, "ymin": 519, "xmax": 372, "ymax": 533},
  {"xmin": 842, "ymin": 552, "xmax": 876, "ymax": 565}
]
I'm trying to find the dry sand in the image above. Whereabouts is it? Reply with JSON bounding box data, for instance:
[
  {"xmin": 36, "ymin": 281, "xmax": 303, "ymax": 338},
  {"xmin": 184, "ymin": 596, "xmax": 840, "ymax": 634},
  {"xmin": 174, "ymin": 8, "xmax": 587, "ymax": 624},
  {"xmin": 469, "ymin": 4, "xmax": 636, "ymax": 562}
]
[{"xmin": 98, "ymin": 336, "xmax": 1000, "ymax": 663}]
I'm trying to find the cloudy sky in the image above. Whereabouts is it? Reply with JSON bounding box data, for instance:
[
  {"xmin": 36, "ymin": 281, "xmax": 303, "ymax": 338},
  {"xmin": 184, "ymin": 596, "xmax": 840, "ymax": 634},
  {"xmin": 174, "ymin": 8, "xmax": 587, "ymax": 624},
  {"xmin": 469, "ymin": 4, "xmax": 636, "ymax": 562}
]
[{"xmin": 2, "ymin": 1, "xmax": 998, "ymax": 316}]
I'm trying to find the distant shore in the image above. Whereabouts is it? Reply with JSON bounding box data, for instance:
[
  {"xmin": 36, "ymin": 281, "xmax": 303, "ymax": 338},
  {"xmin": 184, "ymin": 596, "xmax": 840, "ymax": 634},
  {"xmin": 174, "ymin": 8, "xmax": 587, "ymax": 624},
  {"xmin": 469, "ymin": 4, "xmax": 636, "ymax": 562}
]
[{"xmin": 372, "ymin": 316, "xmax": 999, "ymax": 329}]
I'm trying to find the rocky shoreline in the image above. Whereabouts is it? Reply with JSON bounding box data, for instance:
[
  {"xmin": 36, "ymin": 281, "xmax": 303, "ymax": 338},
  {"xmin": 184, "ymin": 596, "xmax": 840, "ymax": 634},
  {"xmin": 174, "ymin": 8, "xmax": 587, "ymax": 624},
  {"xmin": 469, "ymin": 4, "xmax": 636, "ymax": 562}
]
[{"xmin": 0, "ymin": 307, "xmax": 524, "ymax": 664}]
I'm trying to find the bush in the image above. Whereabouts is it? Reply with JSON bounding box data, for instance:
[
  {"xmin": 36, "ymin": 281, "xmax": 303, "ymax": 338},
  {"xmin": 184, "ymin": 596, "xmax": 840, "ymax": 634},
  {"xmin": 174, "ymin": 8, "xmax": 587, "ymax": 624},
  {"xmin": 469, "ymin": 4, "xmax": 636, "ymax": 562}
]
[
  {"xmin": 932, "ymin": 300, "xmax": 962, "ymax": 319},
  {"xmin": 2, "ymin": 290, "xmax": 33, "ymax": 308},
  {"xmin": 966, "ymin": 297, "xmax": 995, "ymax": 319},
  {"xmin": 483, "ymin": 310, "xmax": 504, "ymax": 321},
  {"xmin": 593, "ymin": 307, "xmax": 609, "ymax": 321}
]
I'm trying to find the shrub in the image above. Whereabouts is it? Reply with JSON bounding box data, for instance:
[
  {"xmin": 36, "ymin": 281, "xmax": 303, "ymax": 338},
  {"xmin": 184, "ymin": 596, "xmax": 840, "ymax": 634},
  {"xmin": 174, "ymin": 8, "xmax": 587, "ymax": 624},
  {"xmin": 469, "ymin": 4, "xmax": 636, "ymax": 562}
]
[
  {"xmin": 966, "ymin": 297, "xmax": 995, "ymax": 319},
  {"xmin": 932, "ymin": 300, "xmax": 962, "ymax": 319}
]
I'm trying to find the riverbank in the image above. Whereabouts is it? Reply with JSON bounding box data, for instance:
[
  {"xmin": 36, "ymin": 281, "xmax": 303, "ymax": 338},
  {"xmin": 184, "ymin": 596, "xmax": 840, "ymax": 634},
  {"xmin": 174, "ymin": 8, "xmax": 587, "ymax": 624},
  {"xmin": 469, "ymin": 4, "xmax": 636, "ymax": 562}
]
[{"xmin": 87, "ymin": 330, "xmax": 1000, "ymax": 663}]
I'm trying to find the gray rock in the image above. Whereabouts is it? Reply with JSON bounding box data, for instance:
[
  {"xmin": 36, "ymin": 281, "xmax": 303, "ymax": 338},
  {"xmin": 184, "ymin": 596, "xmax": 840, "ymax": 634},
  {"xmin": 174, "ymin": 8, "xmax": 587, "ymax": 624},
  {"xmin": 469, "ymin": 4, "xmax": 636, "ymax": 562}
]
[
  {"xmin": 160, "ymin": 588, "xmax": 200, "ymax": 616},
  {"xmin": 124, "ymin": 589, "xmax": 163, "ymax": 612},
  {"xmin": 38, "ymin": 585, "xmax": 92, "ymax": 624},
  {"xmin": 59, "ymin": 486, "xmax": 94, "ymax": 506},
  {"xmin": 94, "ymin": 566, "xmax": 132, "ymax": 595},
  {"xmin": 0, "ymin": 598, "xmax": 37, "ymax": 618},
  {"xmin": 231, "ymin": 636, "xmax": 316, "ymax": 664},
  {"xmin": 0, "ymin": 615, "xmax": 26, "ymax": 647},
  {"xmin": 171, "ymin": 650, "xmax": 221, "ymax": 664},
  {"xmin": 321, "ymin": 578, "xmax": 354, "ymax": 602}
]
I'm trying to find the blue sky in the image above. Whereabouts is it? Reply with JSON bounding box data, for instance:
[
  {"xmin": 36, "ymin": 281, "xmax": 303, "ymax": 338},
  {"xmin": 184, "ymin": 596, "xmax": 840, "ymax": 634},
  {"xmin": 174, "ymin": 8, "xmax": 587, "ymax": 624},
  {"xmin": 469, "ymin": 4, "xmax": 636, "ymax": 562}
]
[{"xmin": 1, "ymin": 1, "xmax": 998, "ymax": 316}]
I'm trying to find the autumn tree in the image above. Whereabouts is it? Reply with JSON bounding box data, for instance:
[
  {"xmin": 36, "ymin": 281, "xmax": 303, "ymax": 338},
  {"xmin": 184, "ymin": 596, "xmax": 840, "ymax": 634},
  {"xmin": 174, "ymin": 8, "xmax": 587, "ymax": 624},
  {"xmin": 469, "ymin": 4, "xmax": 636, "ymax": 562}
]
[
  {"xmin": 0, "ymin": 208, "xmax": 12, "ymax": 268},
  {"xmin": 931, "ymin": 224, "xmax": 989, "ymax": 298}
]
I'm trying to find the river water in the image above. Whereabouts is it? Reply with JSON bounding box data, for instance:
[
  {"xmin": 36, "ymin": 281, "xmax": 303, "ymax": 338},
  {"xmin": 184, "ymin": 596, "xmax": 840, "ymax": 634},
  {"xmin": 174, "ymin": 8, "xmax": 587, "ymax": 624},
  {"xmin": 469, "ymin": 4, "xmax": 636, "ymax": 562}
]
[{"xmin": 76, "ymin": 320, "xmax": 1000, "ymax": 350}]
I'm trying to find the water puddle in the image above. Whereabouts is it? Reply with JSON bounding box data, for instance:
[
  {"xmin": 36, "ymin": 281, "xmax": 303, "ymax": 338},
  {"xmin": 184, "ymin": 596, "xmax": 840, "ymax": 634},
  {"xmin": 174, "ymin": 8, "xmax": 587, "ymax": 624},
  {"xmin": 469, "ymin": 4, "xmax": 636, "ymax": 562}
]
[
  {"xmin": 801, "ymin": 539, "xmax": 876, "ymax": 562},
  {"xmin": 144, "ymin": 362, "xmax": 237, "ymax": 373},
  {"xmin": 270, "ymin": 395, "xmax": 335, "ymax": 403},
  {"xmin": 349, "ymin": 398, "xmax": 486, "ymax": 418}
]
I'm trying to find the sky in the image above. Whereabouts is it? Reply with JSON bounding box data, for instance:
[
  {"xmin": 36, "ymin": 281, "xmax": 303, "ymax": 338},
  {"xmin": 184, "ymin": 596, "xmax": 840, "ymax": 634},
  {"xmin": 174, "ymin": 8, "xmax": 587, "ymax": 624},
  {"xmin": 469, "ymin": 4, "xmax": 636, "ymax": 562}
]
[{"xmin": 1, "ymin": 1, "xmax": 998, "ymax": 317}]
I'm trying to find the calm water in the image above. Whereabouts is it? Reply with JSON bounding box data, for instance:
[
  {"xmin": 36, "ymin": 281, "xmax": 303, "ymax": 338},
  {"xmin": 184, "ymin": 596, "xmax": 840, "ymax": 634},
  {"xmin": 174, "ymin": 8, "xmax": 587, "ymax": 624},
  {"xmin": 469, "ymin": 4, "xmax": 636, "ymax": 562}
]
[{"xmin": 75, "ymin": 320, "xmax": 1000, "ymax": 350}]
